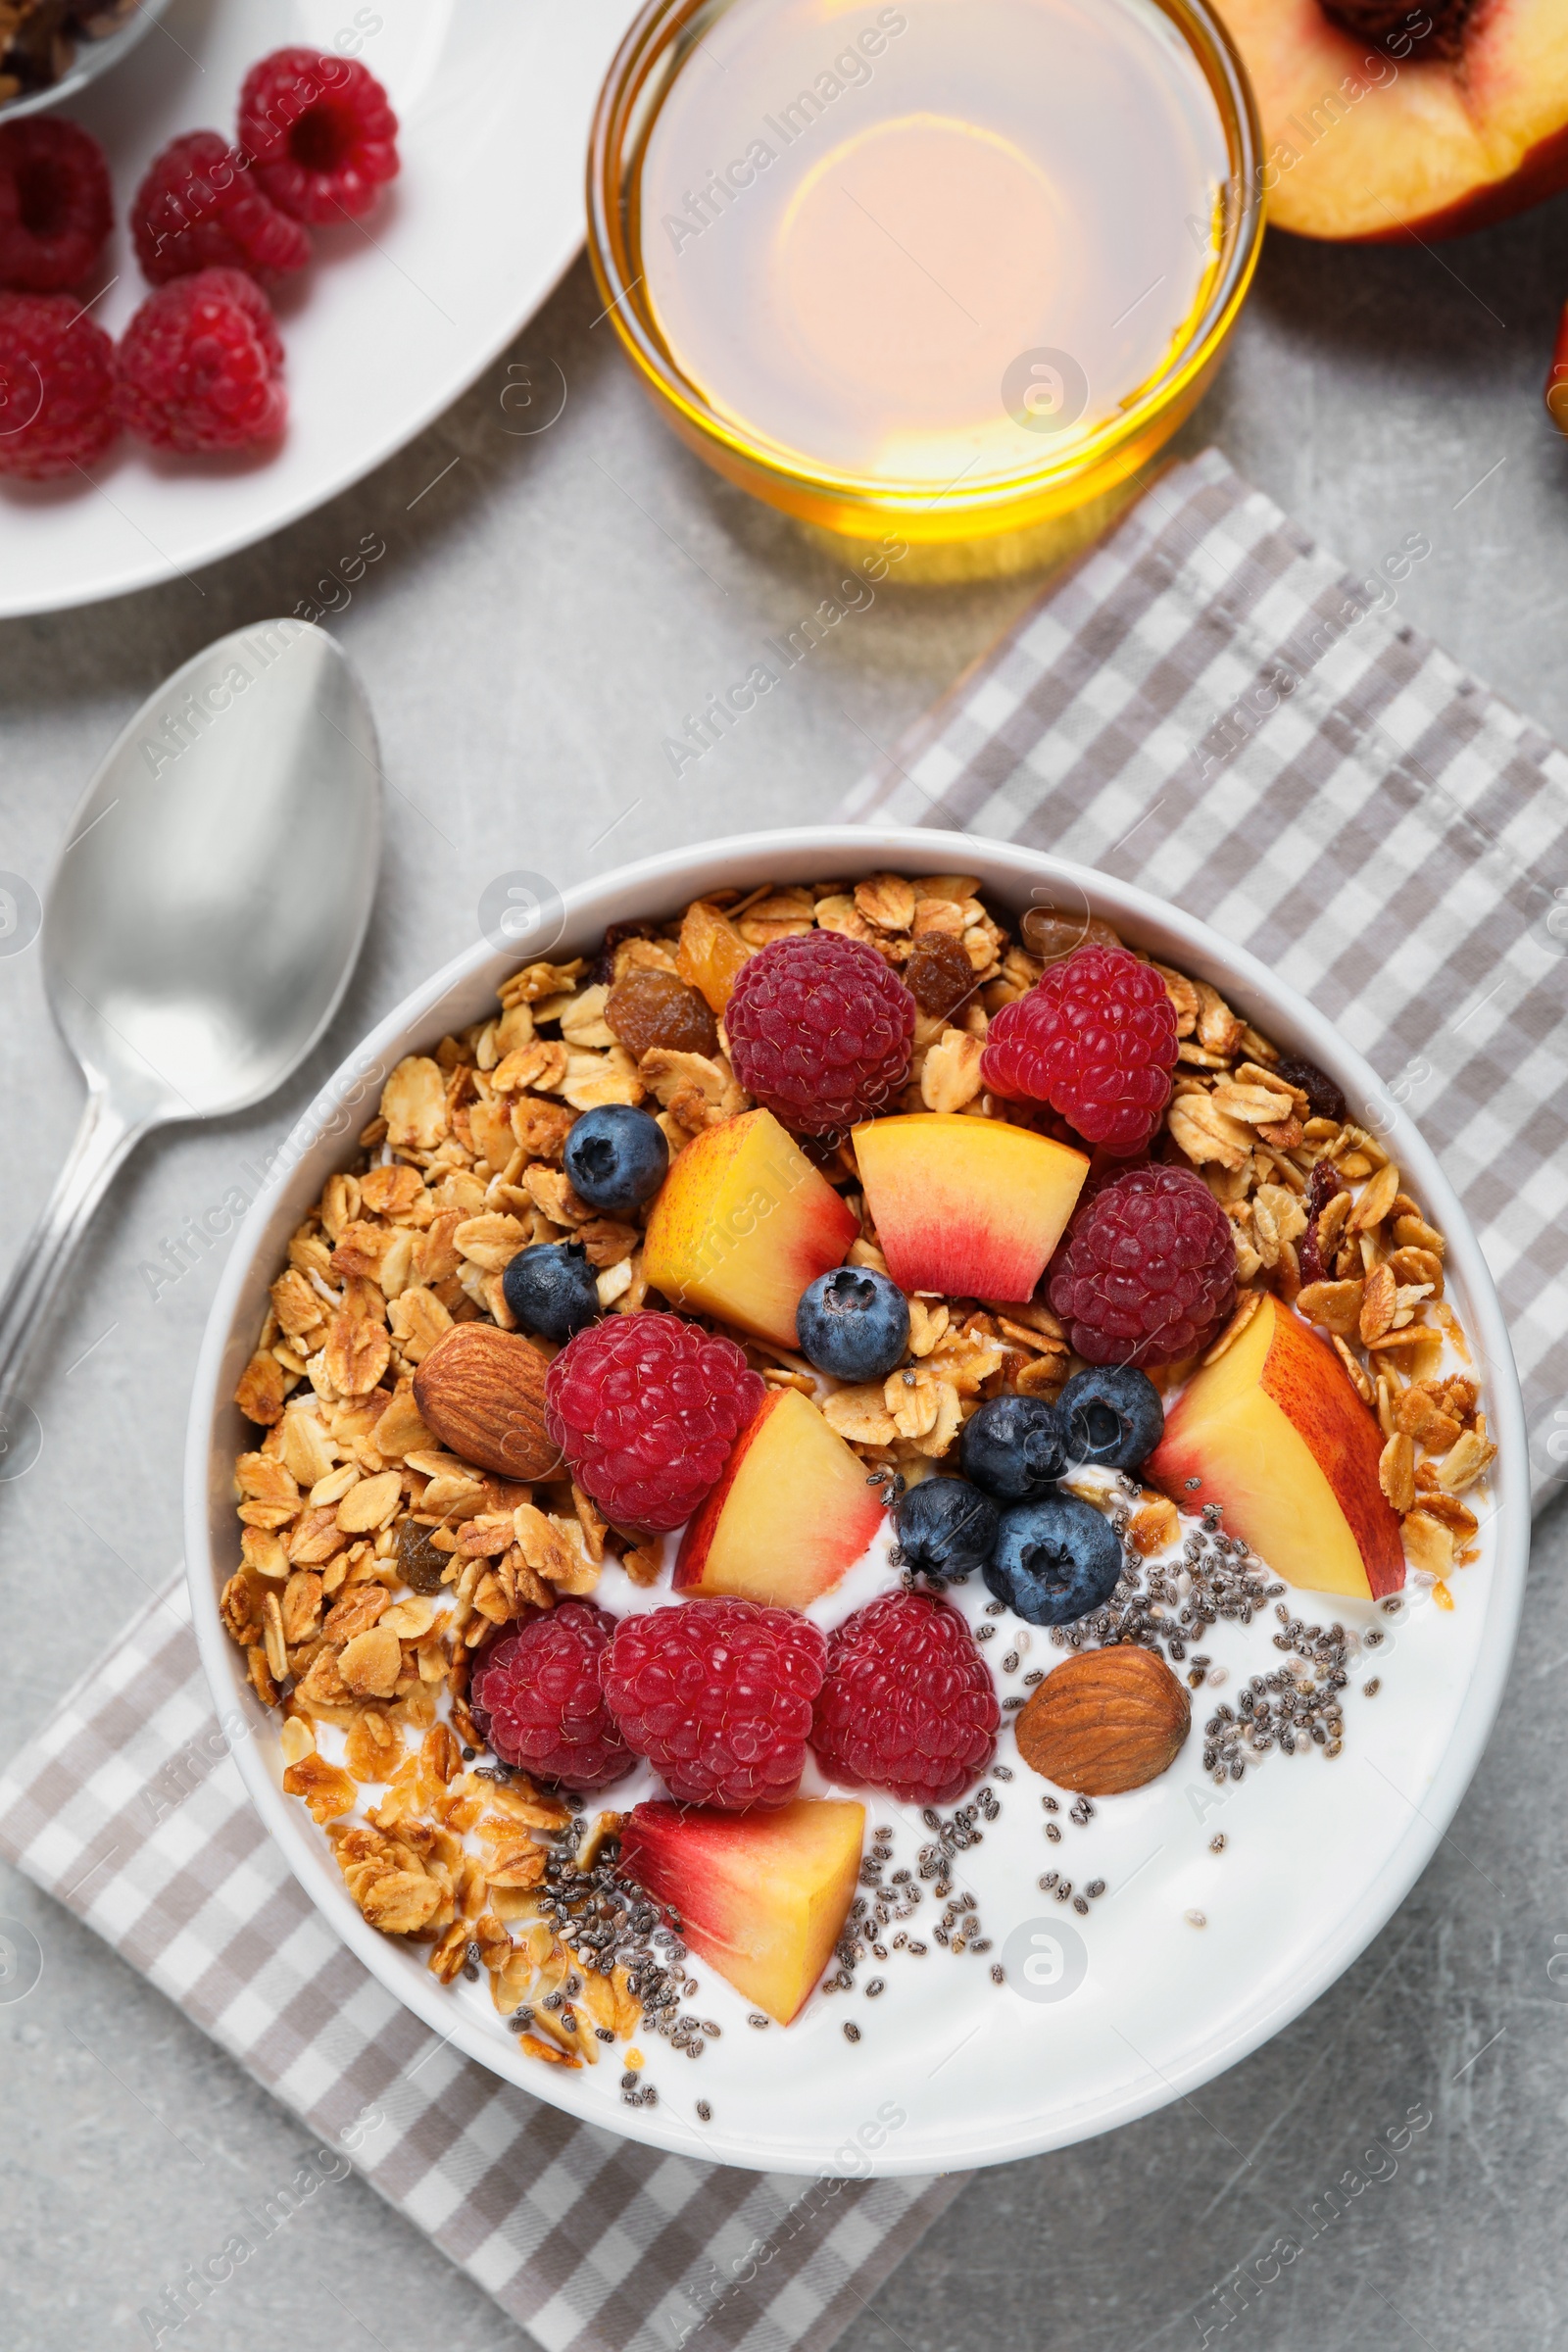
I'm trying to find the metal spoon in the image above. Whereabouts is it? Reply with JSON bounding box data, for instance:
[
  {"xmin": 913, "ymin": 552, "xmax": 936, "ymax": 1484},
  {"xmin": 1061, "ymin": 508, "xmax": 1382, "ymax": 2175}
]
[{"xmin": 0, "ymin": 619, "xmax": 380, "ymax": 1461}]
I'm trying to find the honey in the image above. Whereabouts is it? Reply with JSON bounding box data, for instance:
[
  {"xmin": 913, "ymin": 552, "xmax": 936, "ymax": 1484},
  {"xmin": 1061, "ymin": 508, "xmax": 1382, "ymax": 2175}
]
[{"xmin": 610, "ymin": 0, "xmax": 1250, "ymax": 541}]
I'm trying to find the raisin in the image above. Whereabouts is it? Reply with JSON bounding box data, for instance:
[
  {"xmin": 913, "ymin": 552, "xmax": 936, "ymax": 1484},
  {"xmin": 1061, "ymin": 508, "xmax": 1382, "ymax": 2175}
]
[
  {"xmin": 397, "ymin": 1518, "xmax": 451, "ymax": 1595},
  {"xmin": 591, "ymin": 920, "xmax": 659, "ymax": 987},
  {"xmin": 904, "ymin": 932, "xmax": 976, "ymax": 1018},
  {"xmin": 1019, "ymin": 908, "xmax": 1122, "ymax": 964},
  {"xmin": 1298, "ymin": 1156, "xmax": 1345, "ymax": 1286},
  {"xmin": 1273, "ymin": 1054, "xmax": 1346, "ymax": 1124},
  {"xmin": 606, "ymin": 969, "xmax": 717, "ymax": 1057}
]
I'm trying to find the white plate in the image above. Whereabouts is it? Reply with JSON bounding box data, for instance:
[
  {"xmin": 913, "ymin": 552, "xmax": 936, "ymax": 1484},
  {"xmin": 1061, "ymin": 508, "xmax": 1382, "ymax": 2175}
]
[
  {"xmin": 0, "ymin": 0, "xmax": 639, "ymax": 618},
  {"xmin": 184, "ymin": 829, "xmax": 1530, "ymax": 2178}
]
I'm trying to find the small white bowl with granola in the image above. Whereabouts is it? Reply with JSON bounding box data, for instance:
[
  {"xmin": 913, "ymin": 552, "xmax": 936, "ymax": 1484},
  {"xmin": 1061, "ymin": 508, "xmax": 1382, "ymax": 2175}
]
[{"xmin": 184, "ymin": 828, "xmax": 1529, "ymax": 2177}]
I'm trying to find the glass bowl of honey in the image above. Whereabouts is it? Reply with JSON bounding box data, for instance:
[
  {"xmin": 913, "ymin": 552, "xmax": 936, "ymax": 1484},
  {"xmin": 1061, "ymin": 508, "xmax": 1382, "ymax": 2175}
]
[{"xmin": 588, "ymin": 0, "xmax": 1263, "ymax": 557}]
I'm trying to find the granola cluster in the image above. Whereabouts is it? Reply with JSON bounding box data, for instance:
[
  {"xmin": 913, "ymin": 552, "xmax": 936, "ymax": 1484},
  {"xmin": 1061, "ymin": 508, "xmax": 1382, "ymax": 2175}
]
[
  {"xmin": 0, "ymin": 0, "xmax": 138, "ymax": 102},
  {"xmin": 222, "ymin": 872, "xmax": 1493, "ymax": 2060}
]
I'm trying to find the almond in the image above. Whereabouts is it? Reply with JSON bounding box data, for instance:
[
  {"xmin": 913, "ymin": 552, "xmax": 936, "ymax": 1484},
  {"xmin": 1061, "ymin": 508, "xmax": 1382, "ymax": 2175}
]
[
  {"xmin": 1015, "ymin": 1645, "xmax": 1191, "ymax": 1795},
  {"xmin": 412, "ymin": 1322, "xmax": 557, "ymax": 1481}
]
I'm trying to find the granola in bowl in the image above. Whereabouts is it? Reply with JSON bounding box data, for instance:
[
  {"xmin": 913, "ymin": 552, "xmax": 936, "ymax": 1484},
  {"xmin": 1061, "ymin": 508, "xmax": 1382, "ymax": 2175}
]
[{"xmin": 219, "ymin": 869, "xmax": 1499, "ymax": 2114}]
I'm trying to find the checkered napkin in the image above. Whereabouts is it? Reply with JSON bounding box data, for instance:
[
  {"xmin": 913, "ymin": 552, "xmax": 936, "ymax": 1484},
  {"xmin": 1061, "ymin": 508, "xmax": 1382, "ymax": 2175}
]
[
  {"xmin": 850, "ymin": 446, "xmax": 1568, "ymax": 1499},
  {"xmin": 0, "ymin": 1574, "xmax": 961, "ymax": 2352},
  {"xmin": 5, "ymin": 446, "xmax": 1567, "ymax": 2352}
]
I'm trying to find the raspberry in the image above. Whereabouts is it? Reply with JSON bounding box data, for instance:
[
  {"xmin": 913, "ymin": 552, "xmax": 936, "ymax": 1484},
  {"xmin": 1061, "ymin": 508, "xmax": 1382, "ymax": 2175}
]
[
  {"xmin": 0, "ymin": 120, "xmax": 112, "ymax": 294},
  {"xmin": 131, "ymin": 132, "xmax": 311, "ymax": 287},
  {"xmin": 981, "ymin": 944, "xmax": 1178, "ymax": 1154},
  {"xmin": 1049, "ymin": 1164, "xmax": 1236, "ymax": 1366},
  {"xmin": 117, "ymin": 269, "xmax": 286, "ymax": 454},
  {"xmin": 725, "ymin": 931, "xmax": 915, "ymax": 1136},
  {"xmin": 545, "ymin": 1310, "xmax": 765, "ymax": 1532},
  {"xmin": 602, "ymin": 1598, "xmax": 826, "ymax": 1809},
  {"xmin": 469, "ymin": 1602, "xmax": 633, "ymax": 1791},
  {"xmin": 237, "ymin": 48, "xmax": 400, "ymax": 224},
  {"xmin": 0, "ymin": 293, "xmax": 115, "ymax": 478},
  {"xmin": 810, "ymin": 1591, "xmax": 998, "ymax": 1805}
]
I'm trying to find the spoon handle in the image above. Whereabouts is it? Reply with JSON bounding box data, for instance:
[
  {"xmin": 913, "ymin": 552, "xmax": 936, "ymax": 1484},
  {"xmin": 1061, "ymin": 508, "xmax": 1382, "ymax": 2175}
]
[{"xmin": 0, "ymin": 1088, "xmax": 145, "ymax": 1443}]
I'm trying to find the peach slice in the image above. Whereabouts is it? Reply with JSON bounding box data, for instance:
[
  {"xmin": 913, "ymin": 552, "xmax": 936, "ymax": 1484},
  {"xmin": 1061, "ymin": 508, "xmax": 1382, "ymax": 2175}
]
[
  {"xmin": 675, "ymin": 1388, "xmax": 885, "ymax": 1607},
  {"xmin": 1145, "ymin": 1293, "xmax": 1404, "ymax": 1599},
  {"xmin": 618, "ymin": 1796, "xmax": 864, "ymax": 2023},
  {"xmin": 1215, "ymin": 0, "xmax": 1568, "ymax": 242},
  {"xmin": 852, "ymin": 1112, "xmax": 1088, "ymax": 1302},
  {"xmin": 643, "ymin": 1107, "xmax": 858, "ymax": 1348}
]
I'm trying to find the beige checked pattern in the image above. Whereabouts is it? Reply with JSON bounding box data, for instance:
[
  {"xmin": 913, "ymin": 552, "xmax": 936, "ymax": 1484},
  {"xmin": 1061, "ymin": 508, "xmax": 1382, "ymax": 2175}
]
[{"xmin": 0, "ymin": 1576, "xmax": 961, "ymax": 2352}]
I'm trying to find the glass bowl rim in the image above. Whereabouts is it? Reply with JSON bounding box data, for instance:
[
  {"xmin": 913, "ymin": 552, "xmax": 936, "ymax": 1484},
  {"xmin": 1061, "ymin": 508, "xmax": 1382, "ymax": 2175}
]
[{"xmin": 586, "ymin": 0, "xmax": 1267, "ymax": 522}]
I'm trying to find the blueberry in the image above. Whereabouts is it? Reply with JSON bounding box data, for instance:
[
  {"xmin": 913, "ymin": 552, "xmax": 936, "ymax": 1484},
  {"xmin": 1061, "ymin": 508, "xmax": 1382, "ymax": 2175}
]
[
  {"xmin": 796, "ymin": 1265, "xmax": 909, "ymax": 1381},
  {"xmin": 985, "ymin": 1495, "xmax": 1123, "ymax": 1626},
  {"xmin": 502, "ymin": 1242, "xmax": 600, "ymax": 1343},
  {"xmin": 564, "ymin": 1104, "xmax": 669, "ymax": 1216},
  {"xmin": 959, "ymin": 1394, "xmax": 1066, "ymax": 1501},
  {"xmin": 1059, "ymin": 1364, "xmax": 1164, "ymax": 1472},
  {"xmin": 892, "ymin": 1476, "xmax": 998, "ymax": 1583}
]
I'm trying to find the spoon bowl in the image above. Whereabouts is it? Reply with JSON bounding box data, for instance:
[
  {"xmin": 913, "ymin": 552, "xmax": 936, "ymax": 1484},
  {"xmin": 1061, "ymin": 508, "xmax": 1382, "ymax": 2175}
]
[{"xmin": 0, "ymin": 619, "xmax": 379, "ymax": 1439}]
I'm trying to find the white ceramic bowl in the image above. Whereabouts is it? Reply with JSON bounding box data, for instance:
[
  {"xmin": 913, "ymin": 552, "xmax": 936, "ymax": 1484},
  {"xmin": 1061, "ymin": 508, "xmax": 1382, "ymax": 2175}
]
[
  {"xmin": 0, "ymin": 0, "xmax": 171, "ymax": 121},
  {"xmin": 184, "ymin": 828, "xmax": 1529, "ymax": 2178}
]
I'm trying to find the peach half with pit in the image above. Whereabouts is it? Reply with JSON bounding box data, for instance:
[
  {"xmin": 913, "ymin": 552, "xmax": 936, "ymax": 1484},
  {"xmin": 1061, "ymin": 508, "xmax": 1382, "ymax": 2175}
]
[
  {"xmin": 643, "ymin": 1107, "xmax": 858, "ymax": 1348},
  {"xmin": 618, "ymin": 1796, "xmax": 865, "ymax": 2024},
  {"xmin": 851, "ymin": 1112, "xmax": 1088, "ymax": 1303},
  {"xmin": 674, "ymin": 1387, "xmax": 886, "ymax": 1608},
  {"xmin": 1214, "ymin": 0, "xmax": 1568, "ymax": 243},
  {"xmin": 1146, "ymin": 1292, "xmax": 1404, "ymax": 1600}
]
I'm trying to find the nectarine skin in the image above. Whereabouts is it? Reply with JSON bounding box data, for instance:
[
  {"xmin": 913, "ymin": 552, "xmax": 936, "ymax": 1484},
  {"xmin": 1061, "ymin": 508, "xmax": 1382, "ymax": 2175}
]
[
  {"xmin": 1146, "ymin": 1295, "xmax": 1404, "ymax": 1600},
  {"xmin": 643, "ymin": 1107, "xmax": 858, "ymax": 1348},
  {"xmin": 619, "ymin": 1796, "xmax": 864, "ymax": 2024},
  {"xmin": 674, "ymin": 1388, "xmax": 886, "ymax": 1607},
  {"xmin": 852, "ymin": 1113, "xmax": 1088, "ymax": 1303}
]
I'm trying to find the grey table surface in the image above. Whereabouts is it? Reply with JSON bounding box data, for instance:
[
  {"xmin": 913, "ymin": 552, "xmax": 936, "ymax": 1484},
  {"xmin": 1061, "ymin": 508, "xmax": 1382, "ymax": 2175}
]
[{"xmin": 4, "ymin": 195, "xmax": 1568, "ymax": 2352}]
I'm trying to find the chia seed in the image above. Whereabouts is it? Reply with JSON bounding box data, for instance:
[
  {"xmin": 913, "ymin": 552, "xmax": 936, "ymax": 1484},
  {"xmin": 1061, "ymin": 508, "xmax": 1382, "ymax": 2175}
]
[
  {"xmin": 844, "ymin": 2022, "xmax": 861, "ymax": 2043},
  {"xmin": 697, "ymin": 2100, "xmax": 712, "ymax": 2122}
]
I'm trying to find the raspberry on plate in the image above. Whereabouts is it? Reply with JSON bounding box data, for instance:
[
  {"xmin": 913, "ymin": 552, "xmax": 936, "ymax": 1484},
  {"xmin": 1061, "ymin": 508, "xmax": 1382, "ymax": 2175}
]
[
  {"xmin": 981, "ymin": 943, "xmax": 1178, "ymax": 1155},
  {"xmin": 117, "ymin": 269, "xmax": 287, "ymax": 454},
  {"xmin": 810, "ymin": 1590, "xmax": 998, "ymax": 1805},
  {"xmin": 603, "ymin": 1597, "xmax": 826, "ymax": 1809},
  {"xmin": 469, "ymin": 1602, "xmax": 633, "ymax": 1791},
  {"xmin": 1049, "ymin": 1163, "xmax": 1236, "ymax": 1366},
  {"xmin": 724, "ymin": 929, "xmax": 916, "ymax": 1137},
  {"xmin": 0, "ymin": 293, "xmax": 116, "ymax": 479},
  {"xmin": 131, "ymin": 131, "xmax": 311, "ymax": 287},
  {"xmin": 0, "ymin": 120, "xmax": 112, "ymax": 294},
  {"xmin": 237, "ymin": 47, "xmax": 400, "ymax": 224},
  {"xmin": 544, "ymin": 1310, "xmax": 765, "ymax": 1533}
]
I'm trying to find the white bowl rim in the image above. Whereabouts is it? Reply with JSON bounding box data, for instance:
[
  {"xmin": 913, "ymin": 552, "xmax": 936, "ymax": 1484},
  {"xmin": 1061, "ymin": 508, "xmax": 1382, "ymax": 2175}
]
[
  {"xmin": 0, "ymin": 0, "xmax": 172, "ymax": 121},
  {"xmin": 183, "ymin": 825, "xmax": 1530, "ymax": 2178}
]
